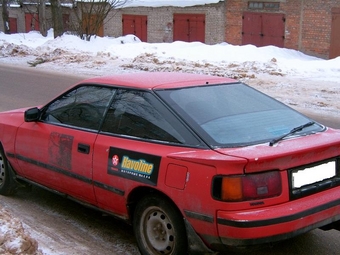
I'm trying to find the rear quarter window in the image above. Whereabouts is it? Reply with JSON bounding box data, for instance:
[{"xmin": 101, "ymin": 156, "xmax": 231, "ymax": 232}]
[{"xmin": 100, "ymin": 89, "xmax": 201, "ymax": 146}]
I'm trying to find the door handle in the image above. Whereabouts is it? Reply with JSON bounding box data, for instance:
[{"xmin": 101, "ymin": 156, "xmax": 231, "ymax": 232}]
[{"xmin": 78, "ymin": 143, "xmax": 90, "ymax": 154}]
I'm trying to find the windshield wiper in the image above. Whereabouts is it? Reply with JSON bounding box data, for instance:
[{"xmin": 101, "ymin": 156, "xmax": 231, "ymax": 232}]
[{"xmin": 269, "ymin": 121, "xmax": 315, "ymax": 146}]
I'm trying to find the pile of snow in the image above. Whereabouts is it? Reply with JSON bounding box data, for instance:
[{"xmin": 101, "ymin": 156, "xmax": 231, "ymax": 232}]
[
  {"xmin": 0, "ymin": 207, "xmax": 42, "ymax": 255},
  {"xmin": 1, "ymin": 29, "xmax": 339, "ymax": 79}
]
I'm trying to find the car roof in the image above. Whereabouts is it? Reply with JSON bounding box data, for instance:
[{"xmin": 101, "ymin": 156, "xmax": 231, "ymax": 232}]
[{"xmin": 81, "ymin": 72, "xmax": 237, "ymax": 90}]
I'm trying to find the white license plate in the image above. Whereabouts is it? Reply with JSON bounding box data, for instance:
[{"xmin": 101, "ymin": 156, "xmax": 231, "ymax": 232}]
[{"xmin": 292, "ymin": 161, "xmax": 336, "ymax": 189}]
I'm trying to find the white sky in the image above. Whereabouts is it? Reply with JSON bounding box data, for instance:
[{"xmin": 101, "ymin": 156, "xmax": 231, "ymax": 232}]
[{"xmin": 118, "ymin": 0, "xmax": 223, "ymax": 8}]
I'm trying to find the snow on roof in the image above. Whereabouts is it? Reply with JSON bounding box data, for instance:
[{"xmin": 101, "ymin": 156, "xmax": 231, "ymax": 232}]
[
  {"xmin": 7, "ymin": 0, "xmax": 223, "ymax": 8},
  {"xmin": 118, "ymin": 0, "xmax": 223, "ymax": 8}
]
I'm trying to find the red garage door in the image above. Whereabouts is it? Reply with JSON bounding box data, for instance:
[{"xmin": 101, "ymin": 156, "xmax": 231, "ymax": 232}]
[
  {"xmin": 122, "ymin": 15, "xmax": 147, "ymax": 42},
  {"xmin": 330, "ymin": 8, "xmax": 340, "ymax": 59},
  {"xmin": 242, "ymin": 12, "xmax": 285, "ymax": 47},
  {"xmin": 63, "ymin": 14, "xmax": 70, "ymax": 32},
  {"xmin": 25, "ymin": 13, "xmax": 39, "ymax": 32},
  {"xmin": 173, "ymin": 14, "xmax": 205, "ymax": 43},
  {"xmin": 9, "ymin": 17, "xmax": 17, "ymax": 33},
  {"xmin": 82, "ymin": 14, "xmax": 104, "ymax": 37}
]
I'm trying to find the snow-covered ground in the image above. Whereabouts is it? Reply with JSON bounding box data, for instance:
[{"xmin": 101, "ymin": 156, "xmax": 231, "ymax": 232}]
[
  {"xmin": 0, "ymin": 207, "xmax": 42, "ymax": 255},
  {"xmin": 0, "ymin": 29, "xmax": 339, "ymax": 254}
]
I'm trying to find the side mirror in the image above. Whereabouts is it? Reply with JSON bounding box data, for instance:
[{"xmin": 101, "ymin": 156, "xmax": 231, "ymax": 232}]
[{"xmin": 24, "ymin": 107, "xmax": 41, "ymax": 122}]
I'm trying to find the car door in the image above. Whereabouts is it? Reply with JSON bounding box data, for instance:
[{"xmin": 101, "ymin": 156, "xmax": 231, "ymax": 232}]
[
  {"xmin": 15, "ymin": 85, "xmax": 116, "ymax": 204},
  {"xmin": 92, "ymin": 89, "xmax": 201, "ymax": 215}
]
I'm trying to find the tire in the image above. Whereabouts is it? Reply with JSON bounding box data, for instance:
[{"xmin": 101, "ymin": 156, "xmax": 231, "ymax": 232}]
[
  {"xmin": 133, "ymin": 194, "xmax": 188, "ymax": 255},
  {"xmin": 0, "ymin": 145, "xmax": 17, "ymax": 196}
]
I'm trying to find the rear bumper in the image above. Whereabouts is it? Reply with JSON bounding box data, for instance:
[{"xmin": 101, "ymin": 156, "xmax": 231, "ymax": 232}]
[{"xmin": 216, "ymin": 186, "xmax": 340, "ymax": 247}]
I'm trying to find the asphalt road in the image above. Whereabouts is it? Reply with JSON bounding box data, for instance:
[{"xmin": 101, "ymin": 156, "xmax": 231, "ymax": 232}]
[{"xmin": 1, "ymin": 64, "xmax": 340, "ymax": 255}]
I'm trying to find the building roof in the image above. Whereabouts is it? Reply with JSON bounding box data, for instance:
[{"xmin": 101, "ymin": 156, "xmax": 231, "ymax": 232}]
[{"xmin": 118, "ymin": 0, "xmax": 223, "ymax": 8}]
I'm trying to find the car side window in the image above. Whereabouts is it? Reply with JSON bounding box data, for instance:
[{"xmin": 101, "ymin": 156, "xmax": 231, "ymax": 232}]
[
  {"xmin": 101, "ymin": 90, "xmax": 185, "ymax": 144},
  {"xmin": 41, "ymin": 85, "xmax": 115, "ymax": 130}
]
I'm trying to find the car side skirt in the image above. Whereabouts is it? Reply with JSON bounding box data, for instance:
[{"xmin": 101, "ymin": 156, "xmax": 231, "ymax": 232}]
[
  {"xmin": 15, "ymin": 175, "xmax": 129, "ymax": 221},
  {"xmin": 7, "ymin": 152, "xmax": 125, "ymax": 196}
]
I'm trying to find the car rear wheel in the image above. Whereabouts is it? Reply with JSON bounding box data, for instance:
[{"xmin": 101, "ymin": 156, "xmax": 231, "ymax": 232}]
[
  {"xmin": 0, "ymin": 145, "xmax": 17, "ymax": 196},
  {"xmin": 133, "ymin": 195, "xmax": 188, "ymax": 255}
]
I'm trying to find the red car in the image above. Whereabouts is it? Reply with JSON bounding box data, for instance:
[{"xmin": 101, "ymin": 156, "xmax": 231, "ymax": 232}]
[{"xmin": 1, "ymin": 72, "xmax": 340, "ymax": 254}]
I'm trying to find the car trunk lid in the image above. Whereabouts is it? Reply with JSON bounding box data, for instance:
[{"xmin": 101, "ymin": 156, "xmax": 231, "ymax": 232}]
[{"xmin": 215, "ymin": 128, "xmax": 340, "ymax": 174}]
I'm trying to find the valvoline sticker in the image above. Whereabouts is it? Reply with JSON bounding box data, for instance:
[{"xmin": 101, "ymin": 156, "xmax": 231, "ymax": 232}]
[{"xmin": 107, "ymin": 147, "xmax": 161, "ymax": 186}]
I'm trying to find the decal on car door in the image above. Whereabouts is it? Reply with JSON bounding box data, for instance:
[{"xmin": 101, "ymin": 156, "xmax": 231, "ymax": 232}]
[
  {"xmin": 48, "ymin": 132, "xmax": 73, "ymax": 170},
  {"xmin": 107, "ymin": 147, "xmax": 160, "ymax": 186}
]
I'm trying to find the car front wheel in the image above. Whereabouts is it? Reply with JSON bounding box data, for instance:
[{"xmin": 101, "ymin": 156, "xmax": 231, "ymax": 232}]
[
  {"xmin": 0, "ymin": 145, "xmax": 17, "ymax": 196},
  {"xmin": 133, "ymin": 194, "xmax": 188, "ymax": 255}
]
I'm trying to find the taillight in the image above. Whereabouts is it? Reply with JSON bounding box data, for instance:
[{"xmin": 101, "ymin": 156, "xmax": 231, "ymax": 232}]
[{"xmin": 213, "ymin": 171, "xmax": 282, "ymax": 202}]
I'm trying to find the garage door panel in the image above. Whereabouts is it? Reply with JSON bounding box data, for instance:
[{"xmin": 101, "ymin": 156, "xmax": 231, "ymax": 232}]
[
  {"xmin": 189, "ymin": 16, "xmax": 205, "ymax": 42},
  {"xmin": 9, "ymin": 17, "xmax": 17, "ymax": 33},
  {"xmin": 262, "ymin": 14, "xmax": 284, "ymax": 36},
  {"xmin": 242, "ymin": 13, "xmax": 262, "ymax": 46},
  {"xmin": 122, "ymin": 15, "xmax": 147, "ymax": 42},
  {"xmin": 243, "ymin": 13, "xmax": 262, "ymax": 34},
  {"xmin": 174, "ymin": 14, "xmax": 205, "ymax": 43},
  {"xmin": 173, "ymin": 16, "xmax": 189, "ymax": 41},
  {"xmin": 25, "ymin": 13, "xmax": 39, "ymax": 32},
  {"xmin": 242, "ymin": 12, "xmax": 285, "ymax": 48},
  {"xmin": 330, "ymin": 8, "xmax": 340, "ymax": 59}
]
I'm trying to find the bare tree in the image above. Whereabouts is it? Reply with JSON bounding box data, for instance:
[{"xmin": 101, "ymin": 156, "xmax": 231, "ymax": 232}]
[
  {"xmin": 72, "ymin": 0, "xmax": 128, "ymax": 41},
  {"xmin": 39, "ymin": 0, "xmax": 47, "ymax": 36},
  {"xmin": 16, "ymin": 0, "xmax": 47, "ymax": 36},
  {"xmin": 17, "ymin": 0, "xmax": 61, "ymax": 38},
  {"xmin": 50, "ymin": 0, "xmax": 64, "ymax": 38},
  {"xmin": 2, "ymin": 0, "xmax": 10, "ymax": 34}
]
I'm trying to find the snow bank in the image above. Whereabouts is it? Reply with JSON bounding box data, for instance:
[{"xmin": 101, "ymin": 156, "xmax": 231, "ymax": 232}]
[{"xmin": 0, "ymin": 206, "xmax": 42, "ymax": 255}]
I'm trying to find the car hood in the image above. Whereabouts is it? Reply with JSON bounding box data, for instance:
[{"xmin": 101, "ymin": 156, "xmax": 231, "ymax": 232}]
[
  {"xmin": 0, "ymin": 107, "xmax": 30, "ymax": 123},
  {"xmin": 215, "ymin": 128, "xmax": 340, "ymax": 173},
  {"xmin": 0, "ymin": 107, "xmax": 30, "ymax": 114}
]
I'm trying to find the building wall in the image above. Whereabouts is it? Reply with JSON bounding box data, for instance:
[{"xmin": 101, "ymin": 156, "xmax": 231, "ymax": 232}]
[
  {"xmin": 1, "ymin": 6, "xmax": 27, "ymax": 33},
  {"xmin": 0, "ymin": 5, "xmax": 75, "ymax": 34},
  {"xmin": 2, "ymin": 1, "xmax": 338, "ymax": 58},
  {"xmin": 224, "ymin": 0, "xmax": 244, "ymax": 46},
  {"xmin": 105, "ymin": 1, "xmax": 226, "ymax": 45},
  {"xmin": 299, "ymin": 0, "xmax": 338, "ymax": 58},
  {"xmin": 225, "ymin": 0, "xmax": 340, "ymax": 58}
]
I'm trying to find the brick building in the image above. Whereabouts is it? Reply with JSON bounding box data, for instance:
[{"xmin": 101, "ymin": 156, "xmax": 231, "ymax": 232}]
[
  {"xmin": 1, "ymin": 3, "xmax": 73, "ymax": 35},
  {"xmin": 226, "ymin": 0, "xmax": 340, "ymax": 59},
  {"xmin": 104, "ymin": 1, "xmax": 226, "ymax": 45},
  {"xmin": 1, "ymin": 0, "xmax": 339, "ymax": 59}
]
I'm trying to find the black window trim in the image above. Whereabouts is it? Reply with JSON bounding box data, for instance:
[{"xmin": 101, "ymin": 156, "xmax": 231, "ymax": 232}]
[
  {"xmin": 36, "ymin": 83, "xmax": 208, "ymax": 148},
  {"xmin": 39, "ymin": 83, "xmax": 117, "ymax": 132}
]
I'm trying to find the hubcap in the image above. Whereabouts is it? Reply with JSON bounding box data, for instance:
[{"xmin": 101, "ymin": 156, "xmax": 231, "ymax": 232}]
[
  {"xmin": 0, "ymin": 152, "xmax": 5, "ymax": 186},
  {"xmin": 143, "ymin": 207, "xmax": 175, "ymax": 254}
]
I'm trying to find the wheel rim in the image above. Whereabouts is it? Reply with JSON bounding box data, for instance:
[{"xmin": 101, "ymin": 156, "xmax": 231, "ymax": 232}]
[
  {"xmin": 0, "ymin": 151, "xmax": 5, "ymax": 186},
  {"xmin": 141, "ymin": 206, "xmax": 175, "ymax": 254}
]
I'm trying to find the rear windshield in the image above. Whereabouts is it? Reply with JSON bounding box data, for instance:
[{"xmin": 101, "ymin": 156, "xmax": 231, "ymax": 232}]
[{"xmin": 156, "ymin": 83, "xmax": 323, "ymax": 147}]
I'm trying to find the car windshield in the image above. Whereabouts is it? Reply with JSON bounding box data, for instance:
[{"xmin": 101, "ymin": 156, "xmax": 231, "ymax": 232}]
[{"xmin": 156, "ymin": 82, "xmax": 323, "ymax": 147}]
